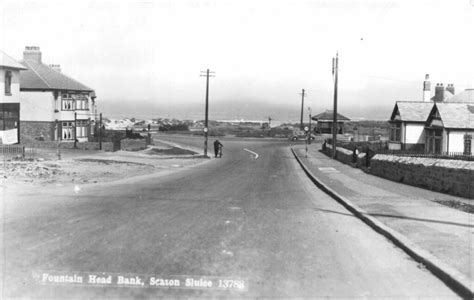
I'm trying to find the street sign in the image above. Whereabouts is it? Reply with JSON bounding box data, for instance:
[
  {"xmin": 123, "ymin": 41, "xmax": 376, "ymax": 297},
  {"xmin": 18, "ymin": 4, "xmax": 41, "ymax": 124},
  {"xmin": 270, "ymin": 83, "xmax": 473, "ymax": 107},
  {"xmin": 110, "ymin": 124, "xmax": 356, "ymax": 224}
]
[
  {"xmin": 304, "ymin": 126, "xmax": 309, "ymax": 132},
  {"xmin": 203, "ymin": 127, "xmax": 208, "ymax": 133}
]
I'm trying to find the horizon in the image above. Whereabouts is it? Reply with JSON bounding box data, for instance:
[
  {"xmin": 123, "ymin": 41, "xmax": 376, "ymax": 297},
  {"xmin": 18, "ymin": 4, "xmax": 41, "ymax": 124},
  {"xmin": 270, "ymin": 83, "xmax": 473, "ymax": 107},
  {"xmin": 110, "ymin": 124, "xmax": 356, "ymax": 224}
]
[{"xmin": 1, "ymin": 0, "xmax": 473, "ymax": 121}]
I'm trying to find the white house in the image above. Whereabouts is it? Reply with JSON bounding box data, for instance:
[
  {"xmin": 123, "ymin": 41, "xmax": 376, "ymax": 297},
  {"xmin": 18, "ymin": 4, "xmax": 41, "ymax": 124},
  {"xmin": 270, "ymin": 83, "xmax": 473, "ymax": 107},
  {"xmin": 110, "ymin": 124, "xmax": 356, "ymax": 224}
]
[
  {"xmin": 19, "ymin": 46, "xmax": 97, "ymax": 142},
  {"xmin": 0, "ymin": 50, "xmax": 28, "ymax": 144},
  {"xmin": 388, "ymin": 101, "xmax": 433, "ymax": 150},
  {"xmin": 425, "ymin": 102, "xmax": 474, "ymax": 155}
]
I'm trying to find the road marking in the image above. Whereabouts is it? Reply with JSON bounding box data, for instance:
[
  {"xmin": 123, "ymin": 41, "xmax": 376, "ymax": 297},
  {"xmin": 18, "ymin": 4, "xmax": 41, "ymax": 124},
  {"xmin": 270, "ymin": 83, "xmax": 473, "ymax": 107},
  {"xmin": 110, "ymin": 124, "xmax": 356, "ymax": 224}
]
[
  {"xmin": 242, "ymin": 148, "xmax": 259, "ymax": 159},
  {"xmin": 318, "ymin": 167, "xmax": 339, "ymax": 173}
]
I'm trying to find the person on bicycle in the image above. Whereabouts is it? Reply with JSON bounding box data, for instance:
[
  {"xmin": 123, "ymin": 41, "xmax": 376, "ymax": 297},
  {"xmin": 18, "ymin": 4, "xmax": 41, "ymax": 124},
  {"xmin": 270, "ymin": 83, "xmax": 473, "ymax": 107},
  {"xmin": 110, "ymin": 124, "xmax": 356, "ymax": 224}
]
[{"xmin": 213, "ymin": 139, "xmax": 223, "ymax": 158}]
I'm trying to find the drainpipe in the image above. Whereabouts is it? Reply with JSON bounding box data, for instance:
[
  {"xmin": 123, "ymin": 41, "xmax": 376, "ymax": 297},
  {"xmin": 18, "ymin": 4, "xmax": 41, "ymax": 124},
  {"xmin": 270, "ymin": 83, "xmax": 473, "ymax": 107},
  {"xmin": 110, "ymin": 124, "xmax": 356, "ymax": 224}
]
[{"xmin": 446, "ymin": 129, "xmax": 449, "ymax": 154}]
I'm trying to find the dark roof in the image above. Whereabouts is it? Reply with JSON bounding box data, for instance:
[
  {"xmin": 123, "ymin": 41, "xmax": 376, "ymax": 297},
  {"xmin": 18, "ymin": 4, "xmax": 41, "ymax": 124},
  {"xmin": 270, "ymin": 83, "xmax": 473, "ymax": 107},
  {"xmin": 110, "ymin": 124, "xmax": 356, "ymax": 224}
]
[
  {"xmin": 390, "ymin": 101, "xmax": 433, "ymax": 122},
  {"xmin": 446, "ymin": 89, "xmax": 474, "ymax": 103},
  {"xmin": 312, "ymin": 110, "xmax": 350, "ymax": 121},
  {"xmin": 434, "ymin": 103, "xmax": 474, "ymax": 129},
  {"xmin": 20, "ymin": 59, "xmax": 93, "ymax": 92},
  {"xmin": 0, "ymin": 50, "xmax": 28, "ymax": 70}
]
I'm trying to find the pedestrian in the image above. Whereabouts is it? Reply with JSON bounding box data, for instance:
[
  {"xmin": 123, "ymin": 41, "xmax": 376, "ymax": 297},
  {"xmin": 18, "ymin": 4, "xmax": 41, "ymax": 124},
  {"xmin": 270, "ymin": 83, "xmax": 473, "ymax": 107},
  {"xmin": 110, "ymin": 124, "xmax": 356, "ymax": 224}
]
[
  {"xmin": 365, "ymin": 146, "xmax": 372, "ymax": 167},
  {"xmin": 213, "ymin": 139, "xmax": 223, "ymax": 158},
  {"xmin": 322, "ymin": 139, "xmax": 327, "ymax": 151},
  {"xmin": 352, "ymin": 147, "xmax": 359, "ymax": 163}
]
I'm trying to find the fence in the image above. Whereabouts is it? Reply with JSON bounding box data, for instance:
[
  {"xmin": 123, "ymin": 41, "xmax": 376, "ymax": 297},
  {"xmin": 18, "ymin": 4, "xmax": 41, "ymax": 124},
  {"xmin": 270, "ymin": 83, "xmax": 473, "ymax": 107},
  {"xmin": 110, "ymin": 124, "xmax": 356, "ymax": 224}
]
[
  {"xmin": 376, "ymin": 150, "xmax": 474, "ymax": 161},
  {"xmin": 0, "ymin": 144, "xmax": 39, "ymax": 160}
]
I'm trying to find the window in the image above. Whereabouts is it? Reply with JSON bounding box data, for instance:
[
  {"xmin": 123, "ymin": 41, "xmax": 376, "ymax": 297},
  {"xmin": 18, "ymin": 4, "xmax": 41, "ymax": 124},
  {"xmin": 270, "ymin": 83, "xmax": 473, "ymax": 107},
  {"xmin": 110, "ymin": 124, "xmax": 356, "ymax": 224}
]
[
  {"xmin": 390, "ymin": 123, "xmax": 401, "ymax": 141},
  {"xmin": 0, "ymin": 103, "xmax": 20, "ymax": 130},
  {"xmin": 76, "ymin": 120, "xmax": 88, "ymax": 138},
  {"xmin": 62, "ymin": 122, "xmax": 74, "ymax": 140},
  {"xmin": 61, "ymin": 94, "xmax": 74, "ymax": 111},
  {"xmin": 76, "ymin": 94, "xmax": 89, "ymax": 110},
  {"xmin": 464, "ymin": 134, "xmax": 472, "ymax": 155},
  {"xmin": 4, "ymin": 71, "xmax": 12, "ymax": 95}
]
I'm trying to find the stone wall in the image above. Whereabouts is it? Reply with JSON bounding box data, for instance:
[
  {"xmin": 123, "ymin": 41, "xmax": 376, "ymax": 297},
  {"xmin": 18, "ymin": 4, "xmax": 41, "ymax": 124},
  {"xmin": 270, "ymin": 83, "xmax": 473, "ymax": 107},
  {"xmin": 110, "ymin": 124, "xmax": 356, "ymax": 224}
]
[
  {"xmin": 321, "ymin": 144, "xmax": 473, "ymax": 199},
  {"xmin": 120, "ymin": 138, "xmax": 147, "ymax": 151},
  {"xmin": 21, "ymin": 121, "xmax": 55, "ymax": 141},
  {"xmin": 321, "ymin": 144, "xmax": 367, "ymax": 167},
  {"xmin": 369, "ymin": 155, "xmax": 474, "ymax": 199},
  {"xmin": 23, "ymin": 141, "xmax": 114, "ymax": 152}
]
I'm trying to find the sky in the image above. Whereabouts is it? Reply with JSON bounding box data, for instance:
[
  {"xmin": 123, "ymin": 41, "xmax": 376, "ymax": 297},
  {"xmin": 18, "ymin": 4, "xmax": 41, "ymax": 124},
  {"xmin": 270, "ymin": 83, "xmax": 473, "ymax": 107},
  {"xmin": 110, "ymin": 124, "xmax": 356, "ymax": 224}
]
[{"xmin": 1, "ymin": 0, "xmax": 473, "ymax": 121}]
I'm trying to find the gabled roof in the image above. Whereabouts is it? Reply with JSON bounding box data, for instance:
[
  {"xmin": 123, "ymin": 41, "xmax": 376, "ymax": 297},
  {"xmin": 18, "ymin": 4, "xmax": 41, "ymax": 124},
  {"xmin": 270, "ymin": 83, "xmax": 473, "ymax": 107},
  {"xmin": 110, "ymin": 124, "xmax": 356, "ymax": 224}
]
[
  {"xmin": 433, "ymin": 103, "xmax": 474, "ymax": 129},
  {"xmin": 446, "ymin": 89, "xmax": 474, "ymax": 103},
  {"xmin": 390, "ymin": 101, "xmax": 433, "ymax": 122},
  {"xmin": 20, "ymin": 59, "xmax": 93, "ymax": 92},
  {"xmin": 312, "ymin": 110, "xmax": 350, "ymax": 121},
  {"xmin": 0, "ymin": 50, "xmax": 28, "ymax": 70}
]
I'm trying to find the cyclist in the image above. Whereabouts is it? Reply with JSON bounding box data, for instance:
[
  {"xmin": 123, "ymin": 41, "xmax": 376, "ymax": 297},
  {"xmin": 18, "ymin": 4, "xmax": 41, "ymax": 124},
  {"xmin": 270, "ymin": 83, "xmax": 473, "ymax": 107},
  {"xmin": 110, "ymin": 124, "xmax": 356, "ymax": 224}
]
[{"xmin": 213, "ymin": 139, "xmax": 223, "ymax": 158}]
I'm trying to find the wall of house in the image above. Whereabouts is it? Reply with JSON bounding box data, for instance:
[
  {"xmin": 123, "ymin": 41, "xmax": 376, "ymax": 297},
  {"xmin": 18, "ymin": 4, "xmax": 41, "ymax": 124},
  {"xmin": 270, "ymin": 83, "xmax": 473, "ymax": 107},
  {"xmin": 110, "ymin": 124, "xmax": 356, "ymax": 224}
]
[
  {"xmin": 448, "ymin": 131, "xmax": 467, "ymax": 153},
  {"xmin": 20, "ymin": 91, "xmax": 54, "ymax": 121},
  {"xmin": 405, "ymin": 123, "xmax": 425, "ymax": 144},
  {"xmin": 369, "ymin": 154, "xmax": 474, "ymax": 199},
  {"xmin": 0, "ymin": 69, "xmax": 21, "ymax": 103},
  {"xmin": 20, "ymin": 121, "xmax": 55, "ymax": 141}
]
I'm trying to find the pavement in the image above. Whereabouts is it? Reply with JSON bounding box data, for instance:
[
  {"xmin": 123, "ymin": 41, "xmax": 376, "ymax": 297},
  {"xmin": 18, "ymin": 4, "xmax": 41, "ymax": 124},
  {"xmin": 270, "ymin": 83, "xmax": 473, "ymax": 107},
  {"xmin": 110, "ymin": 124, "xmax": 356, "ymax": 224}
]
[{"xmin": 293, "ymin": 143, "xmax": 474, "ymax": 298}]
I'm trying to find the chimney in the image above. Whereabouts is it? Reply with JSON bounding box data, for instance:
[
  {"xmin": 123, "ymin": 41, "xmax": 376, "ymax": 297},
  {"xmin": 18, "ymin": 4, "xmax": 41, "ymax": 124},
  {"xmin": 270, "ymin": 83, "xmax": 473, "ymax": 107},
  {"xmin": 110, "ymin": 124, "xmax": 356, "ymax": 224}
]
[
  {"xmin": 446, "ymin": 83, "xmax": 455, "ymax": 95},
  {"xmin": 23, "ymin": 46, "xmax": 42, "ymax": 63},
  {"xmin": 423, "ymin": 74, "xmax": 431, "ymax": 102},
  {"xmin": 49, "ymin": 64, "xmax": 61, "ymax": 72},
  {"xmin": 434, "ymin": 83, "xmax": 445, "ymax": 102}
]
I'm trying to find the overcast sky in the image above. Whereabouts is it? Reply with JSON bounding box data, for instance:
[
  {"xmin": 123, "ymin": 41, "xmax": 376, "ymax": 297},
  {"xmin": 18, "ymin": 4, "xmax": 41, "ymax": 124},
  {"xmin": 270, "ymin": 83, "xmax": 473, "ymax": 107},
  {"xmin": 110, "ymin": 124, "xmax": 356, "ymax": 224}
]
[{"xmin": 1, "ymin": 0, "xmax": 473, "ymax": 121}]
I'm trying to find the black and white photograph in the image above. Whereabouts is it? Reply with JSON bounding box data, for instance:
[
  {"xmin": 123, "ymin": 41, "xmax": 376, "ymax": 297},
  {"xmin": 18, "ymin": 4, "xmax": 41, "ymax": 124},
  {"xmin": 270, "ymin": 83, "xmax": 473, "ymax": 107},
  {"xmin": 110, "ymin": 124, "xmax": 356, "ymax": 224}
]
[{"xmin": 0, "ymin": 0, "xmax": 473, "ymax": 298}]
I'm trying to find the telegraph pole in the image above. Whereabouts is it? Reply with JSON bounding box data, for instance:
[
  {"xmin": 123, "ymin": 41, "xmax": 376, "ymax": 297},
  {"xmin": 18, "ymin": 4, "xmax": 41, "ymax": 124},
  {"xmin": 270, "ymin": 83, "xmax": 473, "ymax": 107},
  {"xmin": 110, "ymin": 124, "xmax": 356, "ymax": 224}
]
[
  {"xmin": 99, "ymin": 112, "xmax": 102, "ymax": 150},
  {"xmin": 332, "ymin": 52, "xmax": 339, "ymax": 159},
  {"xmin": 200, "ymin": 69, "xmax": 215, "ymax": 157},
  {"xmin": 308, "ymin": 107, "xmax": 312, "ymax": 144},
  {"xmin": 299, "ymin": 89, "xmax": 305, "ymax": 130}
]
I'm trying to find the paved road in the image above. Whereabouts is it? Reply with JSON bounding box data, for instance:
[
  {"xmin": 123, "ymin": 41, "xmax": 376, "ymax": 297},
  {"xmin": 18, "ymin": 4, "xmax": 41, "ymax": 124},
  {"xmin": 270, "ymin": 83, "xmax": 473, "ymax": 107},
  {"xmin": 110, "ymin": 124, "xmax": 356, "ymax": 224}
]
[{"xmin": 1, "ymin": 137, "xmax": 459, "ymax": 298}]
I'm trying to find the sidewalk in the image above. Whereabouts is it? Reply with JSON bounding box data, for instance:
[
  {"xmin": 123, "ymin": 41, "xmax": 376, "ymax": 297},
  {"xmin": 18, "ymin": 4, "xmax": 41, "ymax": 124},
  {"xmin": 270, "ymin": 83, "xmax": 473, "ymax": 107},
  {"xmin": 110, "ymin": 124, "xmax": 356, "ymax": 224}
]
[{"xmin": 293, "ymin": 144, "xmax": 473, "ymax": 296}]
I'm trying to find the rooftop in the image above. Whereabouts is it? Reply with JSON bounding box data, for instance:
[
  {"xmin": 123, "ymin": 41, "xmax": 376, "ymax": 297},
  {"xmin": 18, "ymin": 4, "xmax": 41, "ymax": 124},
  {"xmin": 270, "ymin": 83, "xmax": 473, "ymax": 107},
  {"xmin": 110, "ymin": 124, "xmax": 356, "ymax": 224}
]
[
  {"xmin": 434, "ymin": 102, "xmax": 474, "ymax": 129},
  {"xmin": 0, "ymin": 50, "xmax": 28, "ymax": 70},
  {"xmin": 312, "ymin": 110, "xmax": 350, "ymax": 122},
  {"xmin": 391, "ymin": 101, "xmax": 433, "ymax": 122}
]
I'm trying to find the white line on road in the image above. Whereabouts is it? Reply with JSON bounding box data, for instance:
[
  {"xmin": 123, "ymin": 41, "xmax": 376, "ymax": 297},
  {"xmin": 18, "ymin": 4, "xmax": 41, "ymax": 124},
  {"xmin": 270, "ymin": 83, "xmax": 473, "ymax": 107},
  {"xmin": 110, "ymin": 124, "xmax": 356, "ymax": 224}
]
[{"xmin": 242, "ymin": 148, "xmax": 259, "ymax": 159}]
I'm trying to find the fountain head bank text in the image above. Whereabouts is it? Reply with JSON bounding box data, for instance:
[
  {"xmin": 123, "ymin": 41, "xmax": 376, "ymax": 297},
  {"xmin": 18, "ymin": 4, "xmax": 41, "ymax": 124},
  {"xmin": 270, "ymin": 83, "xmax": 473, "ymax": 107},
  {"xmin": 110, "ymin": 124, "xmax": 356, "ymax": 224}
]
[{"xmin": 34, "ymin": 271, "xmax": 247, "ymax": 291}]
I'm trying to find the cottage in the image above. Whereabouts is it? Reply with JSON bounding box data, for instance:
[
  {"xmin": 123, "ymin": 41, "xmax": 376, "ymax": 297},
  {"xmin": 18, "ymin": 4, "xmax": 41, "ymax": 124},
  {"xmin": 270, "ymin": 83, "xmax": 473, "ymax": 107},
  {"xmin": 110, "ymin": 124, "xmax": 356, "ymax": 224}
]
[
  {"xmin": 425, "ymin": 103, "xmax": 474, "ymax": 155},
  {"xmin": 312, "ymin": 110, "xmax": 350, "ymax": 134},
  {"xmin": 388, "ymin": 102, "xmax": 433, "ymax": 150},
  {"xmin": 0, "ymin": 50, "xmax": 28, "ymax": 144},
  {"xmin": 19, "ymin": 46, "xmax": 97, "ymax": 142}
]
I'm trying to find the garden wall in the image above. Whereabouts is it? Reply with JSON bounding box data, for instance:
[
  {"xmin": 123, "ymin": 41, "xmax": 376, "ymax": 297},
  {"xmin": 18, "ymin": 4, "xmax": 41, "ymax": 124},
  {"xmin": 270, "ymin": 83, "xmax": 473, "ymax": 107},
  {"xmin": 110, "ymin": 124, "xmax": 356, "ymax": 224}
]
[
  {"xmin": 323, "ymin": 145, "xmax": 473, "ymax": 199},
  {"xmin": 369, "ymin": 155, "xmax": 474, "ymax": 199},
  {"xmin": 120, "ymin": 138, "xmax": 147, "ymax": 151}
]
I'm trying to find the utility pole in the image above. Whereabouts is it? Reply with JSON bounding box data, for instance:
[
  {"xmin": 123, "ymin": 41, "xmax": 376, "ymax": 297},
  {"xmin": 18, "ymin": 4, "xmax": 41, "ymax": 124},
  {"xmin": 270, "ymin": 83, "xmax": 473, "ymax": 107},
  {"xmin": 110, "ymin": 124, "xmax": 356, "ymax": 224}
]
[
  {"xmin": 308, "ymin": 107, "xmax": 312, "ymax": 144},
  {"xmin": 299, "ymin": 89, "xmax": 305, "ymax": 130},
  {"xmin": 99, "ymin": 112, "xmax": 102, "ymax": 150},
  {"xmin": 74, "ymin": 112, "xmax": 77, "ymax": 149},
  {"xmin": 200, "ymin": 69, "xmax": 215, "ymax": 157},
  {"xmin": 268, "ymin": 116, "xmax": 272, "ymax": 137},
  {"xmin": 332, "ymin": 52, "xmax": 339, "ymax": 159}
]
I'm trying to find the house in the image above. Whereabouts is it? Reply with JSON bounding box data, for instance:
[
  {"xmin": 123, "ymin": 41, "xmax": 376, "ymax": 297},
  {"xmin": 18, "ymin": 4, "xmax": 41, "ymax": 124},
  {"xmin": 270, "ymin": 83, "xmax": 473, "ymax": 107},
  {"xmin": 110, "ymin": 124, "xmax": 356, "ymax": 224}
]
[
  {"xmin": 0, "ymin": 50, "xmax": 28, "ymax": 144},
  {"xmin": 19, "ymin": 46, "xmax": 97, "ymax": 142},
  {"xmin": 388, "ymin": 74, "xmax": 474, "ymax": 153},
  {"xmin": 425, "ymin": 102, "xmax": 474, "ymax": 154},
  {"xmin": 388, "ymin": 102, "xmax": 433, "ymax": 150},
  {"xmin": 312, "ymin": 110, "xmax": 350, "ymax": 134}
]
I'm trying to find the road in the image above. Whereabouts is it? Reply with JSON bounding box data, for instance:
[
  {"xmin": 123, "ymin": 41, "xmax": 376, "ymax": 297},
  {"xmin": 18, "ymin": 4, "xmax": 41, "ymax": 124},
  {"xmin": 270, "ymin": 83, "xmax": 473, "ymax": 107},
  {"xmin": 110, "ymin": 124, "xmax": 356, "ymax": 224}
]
[{"xmin": 1, "ymin": 136, "xmax": 459, "ymax": 298}]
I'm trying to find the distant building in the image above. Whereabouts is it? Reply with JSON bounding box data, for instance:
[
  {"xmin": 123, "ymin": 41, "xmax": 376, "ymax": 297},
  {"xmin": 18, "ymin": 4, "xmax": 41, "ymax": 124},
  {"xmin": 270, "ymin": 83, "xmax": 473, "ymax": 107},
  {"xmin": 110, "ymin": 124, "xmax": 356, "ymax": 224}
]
[
  {"xmin": 388, "ymin": 74, "xmax": 474, "ymax": 153},
  {"xmin": 0, "ymin": 50, "xmax": 28, "ymax": 144},
  {"xmin": 312, "ymin": 110, "xmax": 350, "ymax": 134},
  {"xmin": 19, "ymin": 46, "xmax": 97, "ymax": 142}
]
